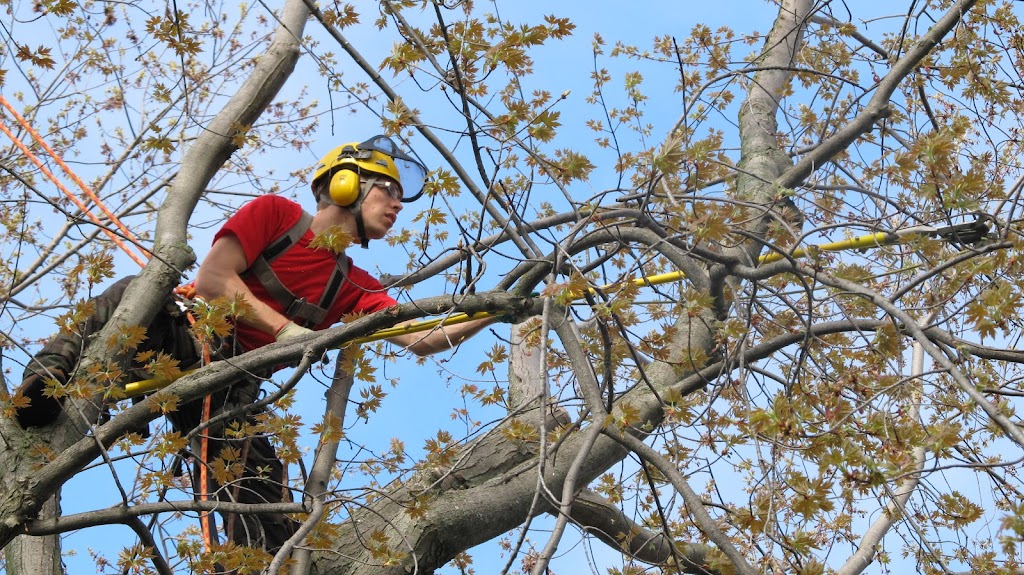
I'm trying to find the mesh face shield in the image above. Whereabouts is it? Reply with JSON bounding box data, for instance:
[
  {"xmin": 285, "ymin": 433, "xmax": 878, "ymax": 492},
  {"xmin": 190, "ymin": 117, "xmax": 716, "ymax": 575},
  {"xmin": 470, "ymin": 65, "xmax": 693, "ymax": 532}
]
[{"xmin": 352, "ymin": 135, "xmax": 428, "ymax": 202}]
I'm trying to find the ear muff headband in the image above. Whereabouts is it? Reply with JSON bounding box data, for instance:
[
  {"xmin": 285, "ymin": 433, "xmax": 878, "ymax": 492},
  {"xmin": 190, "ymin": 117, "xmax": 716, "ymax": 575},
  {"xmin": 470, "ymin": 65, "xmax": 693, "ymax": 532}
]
[{"xmin": 328, "ymin": 168, "xmax": 361, "ymax": 206}]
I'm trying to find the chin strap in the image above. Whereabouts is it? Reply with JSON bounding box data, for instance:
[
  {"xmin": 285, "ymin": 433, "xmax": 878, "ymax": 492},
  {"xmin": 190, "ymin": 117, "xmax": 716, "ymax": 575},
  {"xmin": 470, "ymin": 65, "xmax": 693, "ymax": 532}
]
[
  {"xmin": 313, "ymin": 177, "xmax": 374, "ymax": 249},
  {"xmin": 353, "ymin": 204, "xmax": 369, "ymax": 249},
  {"xmin": 350, "ymin": 177, "xmax": 374, "ymax": 248},
  {"xmin": 351, "ymin": 176, "xmax": 384, "ymax": 249}
]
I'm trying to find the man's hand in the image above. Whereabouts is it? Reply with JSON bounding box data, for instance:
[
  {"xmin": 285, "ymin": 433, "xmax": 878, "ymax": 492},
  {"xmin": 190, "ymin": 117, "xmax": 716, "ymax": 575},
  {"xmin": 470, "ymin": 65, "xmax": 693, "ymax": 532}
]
[{"xmin": 275, "ymin": 321, "xmax": 313, "ymax": 342}]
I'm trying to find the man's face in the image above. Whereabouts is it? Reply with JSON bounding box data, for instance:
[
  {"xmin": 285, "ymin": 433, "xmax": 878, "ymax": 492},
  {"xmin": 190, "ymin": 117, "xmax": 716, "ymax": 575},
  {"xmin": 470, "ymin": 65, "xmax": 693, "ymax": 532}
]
[{"xmin": 360, "ymin": 179, "xmax": 403, "ymax": 239}]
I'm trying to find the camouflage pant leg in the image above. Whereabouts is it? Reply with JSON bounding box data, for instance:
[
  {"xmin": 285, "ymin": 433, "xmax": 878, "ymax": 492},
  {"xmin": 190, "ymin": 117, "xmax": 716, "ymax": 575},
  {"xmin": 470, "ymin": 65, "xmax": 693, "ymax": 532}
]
[
  {"xmin": 166, "ymin": 379, "xmax": 299, "ymax": 552},
  {"xmin": 15, "ymin": 275, "xmax": 199, "ymax": 428},
  {"xmin": 19, "ymin": 275, "xmax": 296, "ymax": 550}
]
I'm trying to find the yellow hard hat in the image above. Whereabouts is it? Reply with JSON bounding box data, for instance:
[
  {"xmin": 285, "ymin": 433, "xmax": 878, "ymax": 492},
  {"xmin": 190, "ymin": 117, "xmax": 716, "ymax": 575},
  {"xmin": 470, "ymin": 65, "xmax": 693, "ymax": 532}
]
[{"xmin": 312, "ymin": 135, "xmax": 427, "ymax": 206}]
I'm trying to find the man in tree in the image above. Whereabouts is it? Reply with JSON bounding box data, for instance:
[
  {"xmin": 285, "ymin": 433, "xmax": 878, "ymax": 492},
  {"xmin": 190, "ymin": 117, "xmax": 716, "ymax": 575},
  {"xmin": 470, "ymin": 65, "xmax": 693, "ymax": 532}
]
[{"xmin": 14, "ymin": 135, "xmax": 495, "ymax": 552}]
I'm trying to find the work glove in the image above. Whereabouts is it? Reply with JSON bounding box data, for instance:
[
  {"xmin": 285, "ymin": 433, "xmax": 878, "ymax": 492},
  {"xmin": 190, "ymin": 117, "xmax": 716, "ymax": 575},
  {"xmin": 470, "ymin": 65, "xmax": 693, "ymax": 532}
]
[{"xmin": 275, "ymin": 320, "xmax": 314, "ymax": 342}]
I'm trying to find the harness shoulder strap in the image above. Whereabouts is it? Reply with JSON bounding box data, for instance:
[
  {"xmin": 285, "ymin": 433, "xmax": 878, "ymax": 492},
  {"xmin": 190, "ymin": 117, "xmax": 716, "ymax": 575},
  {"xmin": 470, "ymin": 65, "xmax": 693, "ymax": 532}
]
[
  {"xmin": 261, "ymin": 211, "xmax": 314, "ymax": 263},
  {"xmin": 244, "ymin": 211, "xmax": 349, "ymax": 328}
]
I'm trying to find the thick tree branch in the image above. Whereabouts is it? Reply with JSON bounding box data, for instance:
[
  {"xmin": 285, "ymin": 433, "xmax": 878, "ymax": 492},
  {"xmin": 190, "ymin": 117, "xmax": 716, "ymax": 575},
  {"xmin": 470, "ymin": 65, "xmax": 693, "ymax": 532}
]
[
  {"xmin": 777, "ymin": 0, "xmax": 978, "ymax": 190},
  {"xmin": 569, "ymin": 489, "xmax": 716, "ymax": 572},
  {"xmin": 285, "ymin": 361, "xmax": 356, "ymax": 575},
  {"xmin": 25, "ymin": 501, "xmax": 306, "ymax": 536},
  {"xmin": 730, "ymin": 0, "xmax": 813, "ymax": 270}
]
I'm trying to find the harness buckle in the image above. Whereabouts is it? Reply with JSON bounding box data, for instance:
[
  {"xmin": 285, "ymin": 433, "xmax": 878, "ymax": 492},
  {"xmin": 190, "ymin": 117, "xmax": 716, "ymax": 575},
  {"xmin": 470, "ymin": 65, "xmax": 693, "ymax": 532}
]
[{"xmin": 286, "ymin": 297, "xmax": 311, "ymax": 320}]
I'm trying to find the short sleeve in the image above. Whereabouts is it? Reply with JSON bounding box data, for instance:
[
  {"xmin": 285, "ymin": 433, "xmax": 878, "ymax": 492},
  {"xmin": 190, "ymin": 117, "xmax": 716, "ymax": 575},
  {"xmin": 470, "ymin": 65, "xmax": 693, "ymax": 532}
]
[{"xmin": 214, "ymin": 196, "xmax": 304, "ymax": 265}]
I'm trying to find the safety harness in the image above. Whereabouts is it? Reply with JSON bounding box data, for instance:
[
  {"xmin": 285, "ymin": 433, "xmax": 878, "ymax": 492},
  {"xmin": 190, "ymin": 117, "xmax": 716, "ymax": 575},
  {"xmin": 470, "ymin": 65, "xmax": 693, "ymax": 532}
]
[
  {"xmin": 185, "ymin": 210, "xmax": 350, "ymax": 551},
  {"xmin": 243, "ymin": 210, "xmax": 351, "ymax": 328}
]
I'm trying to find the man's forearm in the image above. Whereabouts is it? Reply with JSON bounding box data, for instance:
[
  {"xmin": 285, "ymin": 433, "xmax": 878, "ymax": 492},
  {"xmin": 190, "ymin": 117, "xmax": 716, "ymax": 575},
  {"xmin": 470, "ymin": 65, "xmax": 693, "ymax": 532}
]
[
  {"xmin": 392, "ymin": 316, "xmax": 495, "ymax": 356},
  {"xmin": 195, "ymin": 268, "xmax": 291, "ymax": 337}
]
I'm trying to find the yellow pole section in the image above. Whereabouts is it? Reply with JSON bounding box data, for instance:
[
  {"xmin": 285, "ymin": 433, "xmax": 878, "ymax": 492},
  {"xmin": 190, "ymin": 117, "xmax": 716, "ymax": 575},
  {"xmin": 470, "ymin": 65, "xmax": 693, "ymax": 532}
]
[
  {"xmin": 759, "ymin": 231, "xmax": 896, "ymax": 263},
  {"xmin": 124, "ymin": 375, "xmax": 189, "ymax": 397},
  {"xmin": 611, "ymin": 231, "xmax": 897, "ymax": 287},
  {"xmin": 350, "ymin": 311, "xmax": 482, "ymax": 344},
  {"xmin": 121, "ymin": 229, "xmax": 909, "ymax": 398}
]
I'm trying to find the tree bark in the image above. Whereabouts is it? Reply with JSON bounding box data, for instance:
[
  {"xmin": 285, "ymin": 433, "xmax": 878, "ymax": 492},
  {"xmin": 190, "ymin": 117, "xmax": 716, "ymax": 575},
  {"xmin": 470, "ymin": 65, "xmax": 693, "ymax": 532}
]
[
  {"xmin": 287, "ymin": 360, "xmax": 356, "ymax": 575},
  {"xmin": 0, "ymin": 1, "xmax": 986, "ymax": 574},
  {"xmin": 4, "ymin": 494, "xmax": 62, "ymax": 575},
  {"xmin": 0, "ymin": 0, "xmax": 310, "ymax": 562},
  {"xmin": 307, "ymin": 1, "xmax": 980, "ymax": 573}
]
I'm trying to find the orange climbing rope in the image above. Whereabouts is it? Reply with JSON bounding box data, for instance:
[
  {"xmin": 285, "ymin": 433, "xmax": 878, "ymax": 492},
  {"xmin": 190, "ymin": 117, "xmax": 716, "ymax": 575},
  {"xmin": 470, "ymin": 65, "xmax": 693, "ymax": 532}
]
[
  {"xmin": 1, "ymin": 101, "xmax": 222, "ymax": 551},
  {"xmin": 175, "ymin": 284, "xmax": 220, "ymax": 553},
  {"xmin": 0, "ymin": 94, "xmax": 150, "ymax": 267},
  {"xmin": 199, "ymin": 379, "xmax": 217, "ymax": 552}
]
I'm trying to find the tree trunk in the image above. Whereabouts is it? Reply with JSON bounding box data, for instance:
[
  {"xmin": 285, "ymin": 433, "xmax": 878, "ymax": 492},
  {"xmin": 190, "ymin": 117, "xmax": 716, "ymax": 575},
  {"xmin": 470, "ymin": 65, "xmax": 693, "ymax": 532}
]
[
  {"xmin": 304, "ymin": 1, "xmax": 856, "ymax": 573},
  {"xmin": 4, "ymin": 494, "xmax": 62, "ymax": 575},
  {"xmin": 0, "ymin": 0, "xmax": 311, "ymax": 559}
]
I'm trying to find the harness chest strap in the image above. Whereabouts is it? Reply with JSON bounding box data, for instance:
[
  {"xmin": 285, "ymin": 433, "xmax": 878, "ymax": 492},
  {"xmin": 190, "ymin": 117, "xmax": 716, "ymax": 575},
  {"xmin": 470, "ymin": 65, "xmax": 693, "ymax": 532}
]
[{"xmin": 244, "ymin": 210, "xmax": 350, "ymax": 328}]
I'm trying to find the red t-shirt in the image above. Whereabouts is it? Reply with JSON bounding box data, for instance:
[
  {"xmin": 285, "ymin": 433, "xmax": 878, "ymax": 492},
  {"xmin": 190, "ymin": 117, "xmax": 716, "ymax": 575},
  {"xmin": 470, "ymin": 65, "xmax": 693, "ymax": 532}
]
[{"xmin": 214, "ymin": 195, "xmax": 397, "ymax": 351}]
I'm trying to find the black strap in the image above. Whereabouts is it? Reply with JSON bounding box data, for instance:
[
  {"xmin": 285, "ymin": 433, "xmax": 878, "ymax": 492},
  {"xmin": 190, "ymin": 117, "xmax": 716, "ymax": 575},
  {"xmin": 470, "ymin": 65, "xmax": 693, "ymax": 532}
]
[
  {"xmin": 244, "ymin": 211, "xmax": 349, "ymax": 328},
  {"xmin": 355, "ymin": 210, "xmax": 369, "ymax": 249},
  {"xmin": 262, "ymin": 212, "xmax": 313, "ymax": 260}
]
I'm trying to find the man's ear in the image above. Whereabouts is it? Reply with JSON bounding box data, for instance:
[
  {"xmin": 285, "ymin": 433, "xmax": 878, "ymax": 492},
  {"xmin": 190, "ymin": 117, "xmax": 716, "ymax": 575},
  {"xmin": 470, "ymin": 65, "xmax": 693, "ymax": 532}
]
[{"xmin": 313, "ymin": 181, "xmax": 331, "ymax": 208}]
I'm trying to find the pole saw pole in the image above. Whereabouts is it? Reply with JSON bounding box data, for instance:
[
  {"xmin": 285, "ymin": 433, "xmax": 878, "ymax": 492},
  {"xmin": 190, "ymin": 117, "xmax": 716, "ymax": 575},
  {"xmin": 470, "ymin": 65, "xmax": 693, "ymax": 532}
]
[{"xmin": 122, "ymin": 219, "xmax": 992, "ymax": 398}]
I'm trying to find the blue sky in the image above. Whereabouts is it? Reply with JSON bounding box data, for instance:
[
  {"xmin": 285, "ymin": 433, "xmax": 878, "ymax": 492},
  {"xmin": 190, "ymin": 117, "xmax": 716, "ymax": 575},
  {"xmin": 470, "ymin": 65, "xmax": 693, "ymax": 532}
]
[
  {"xmin": 9, "ymin": 0, "xmax": 976, "ymax": 573},
  {"xmin": 49, "ymin": 1, "xmax": 784, "ymax": 572}
]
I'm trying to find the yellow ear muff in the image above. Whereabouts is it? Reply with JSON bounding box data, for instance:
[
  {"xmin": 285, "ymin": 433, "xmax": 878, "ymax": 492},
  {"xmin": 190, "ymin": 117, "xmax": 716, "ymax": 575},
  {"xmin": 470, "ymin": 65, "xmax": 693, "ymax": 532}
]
[{"xmin": 328, "ymin": 169, "xmax": 360, "ymax": 206}]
